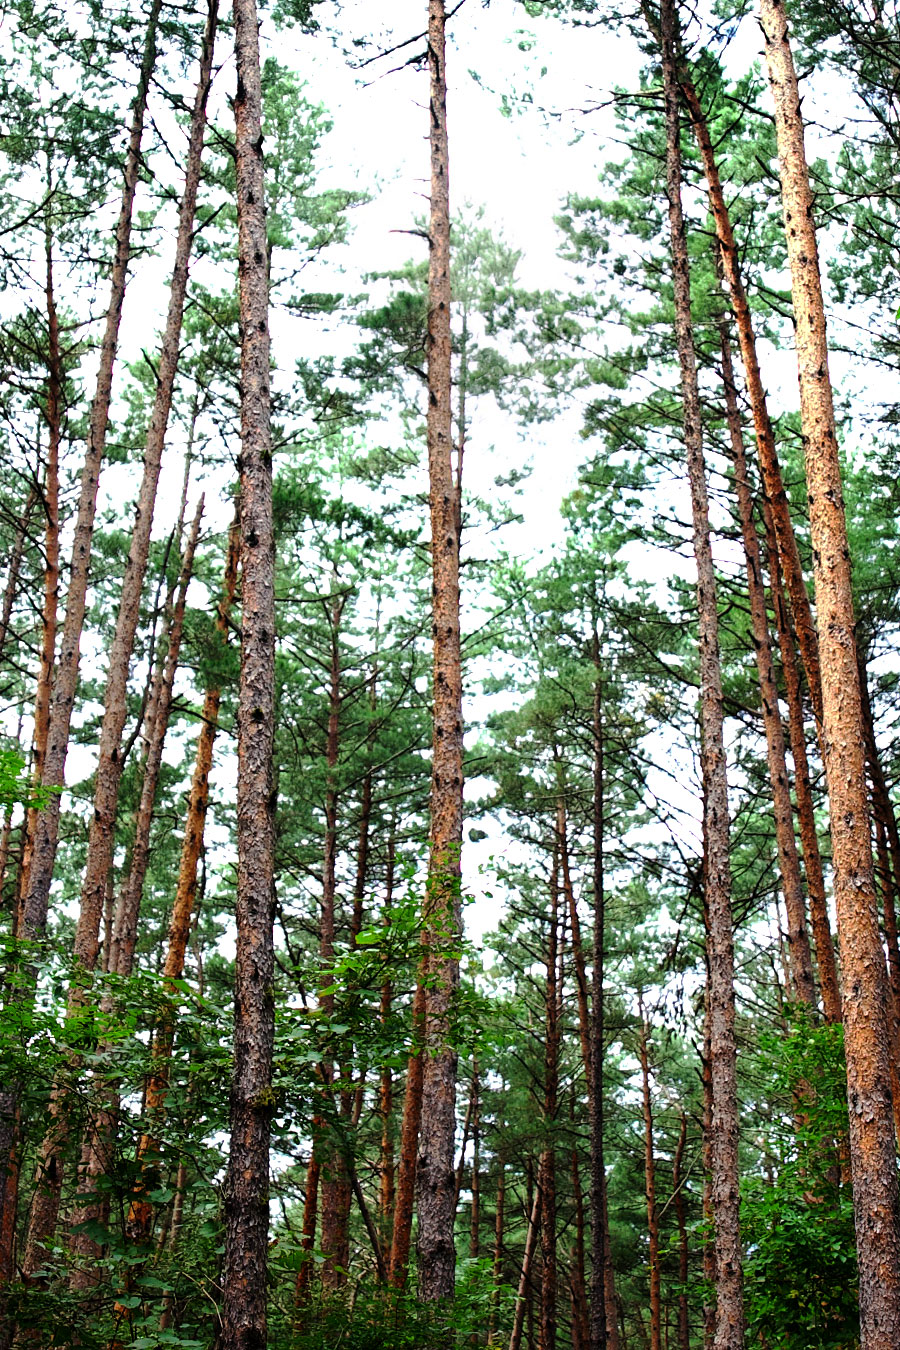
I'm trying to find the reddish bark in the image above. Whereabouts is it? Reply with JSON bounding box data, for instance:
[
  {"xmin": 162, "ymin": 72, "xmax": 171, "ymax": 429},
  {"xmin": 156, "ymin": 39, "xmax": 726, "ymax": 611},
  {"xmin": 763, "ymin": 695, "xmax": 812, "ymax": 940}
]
[
  {"xmin": 216, "ymin": 0, "xmax": 276, "ymax": 1340},
  {"xmin": 760, "ymin": 1, "xmax": 900, "ymax": 1339},
  {"xmin": 125, "ymin": 505, "xmax": 239, "ymax": 1259},
  {"xmin": 389, "ymin": 979, "xmax": 426, "ymax": 1287},
  {"xmin": 509, "ymin": 1184, "xmax": 542, "ymax": 1350},
  {"xmin": 678, "ymin": 61, "xmax": 823, "ymax": 732},
  {"xmin": 718, "ymin": 311, "xmax": 815, "ymax": 1006},
  {"xmin": 763, "ymin": 503, "xmax": 842, "ymax": 1023},
  {"xmin": 75, "ymin": 0, "xmax": 216, "ymax": 981},
  {"xmin": 21, "ymin": 0, "xmax": 163, "ymax": 947}
]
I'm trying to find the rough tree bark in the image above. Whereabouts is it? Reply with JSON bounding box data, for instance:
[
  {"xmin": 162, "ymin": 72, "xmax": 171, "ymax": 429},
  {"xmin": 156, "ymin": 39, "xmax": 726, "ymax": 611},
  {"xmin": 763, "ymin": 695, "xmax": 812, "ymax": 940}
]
[
  {"xmin": 718, "ymin": 310, "xmax": 816, "ymax": 1006},
  {"xmin": 74, "ymin": 0, "xmax": 217, "ymax": 980},
  {"xmin": 588, "ymin": 635, "xmax": 611, "ymax": 1350},
  {"xmin": 759, "ymin": 1, "xmax": 900, "ymax": 1342},
  {"xmin": 20, "ymin": 0, "xmax": 163, "ymax": 946},
  {"xmin": 416, "ymin": 0, "xmax": 464, "ymax": 1309},
  {"xmin": 216, "ymin": 0, "xmax": 276, "ymax": 1341},
  {"xmin": 660, "ymin": 2, "xmax": 743, "ymax": 1344},
  {"xmin": 677, "ymin": 55, "xmax": 823, "ymax": 731}
]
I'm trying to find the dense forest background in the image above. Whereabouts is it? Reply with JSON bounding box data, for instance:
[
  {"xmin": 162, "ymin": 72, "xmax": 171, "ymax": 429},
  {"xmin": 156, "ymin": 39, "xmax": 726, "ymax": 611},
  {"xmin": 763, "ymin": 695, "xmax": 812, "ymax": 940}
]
[{"xmin": 0, "ymin": 0, "xmax": 898, "ymax": 1347}]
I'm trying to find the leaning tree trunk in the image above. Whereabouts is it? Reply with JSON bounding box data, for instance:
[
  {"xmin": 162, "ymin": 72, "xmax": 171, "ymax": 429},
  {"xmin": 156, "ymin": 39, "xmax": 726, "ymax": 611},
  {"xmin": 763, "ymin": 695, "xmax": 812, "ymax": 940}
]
[
  {"xmin": 16, "ymin": 214, "xmax": 62, "ymax": 918},
  {"xmin": 660, "ymin": 2, "xmax": 743, "ymax": 1345},
  {"xmin": 759, "ymin": 1, "xmax": 900, "ymax": 1342},
  {"xmin": 216, "ymin": 0, "xmax": 276, "ymax": 1343},
  {"xmin": 416, "ymin": 0, "xmax": 464, "ymax": 1309},
  {"xmin": 20, "ymin": 0, "xmax": 163, "ymax": 948},
  {"xmin": 67, "ymin": 502, "xmax": 203, "ymax": 1291},
  {"xmin": 16, "ymin": 6, "xmax": 164, "ymax": 1282},
  {"xmin": 125, "ymin": 504, "xmax": 239, "ymax": 1256},
  {"xmin": 763, "ymin": 503, "xmax": 842, "ymax": 1023},
  {"xmin": 73, "ymin": 0, "xmax": 217, "ymax": 982},
  {"xmin": 717, "ymin": 308, "xmax": 816, "ymax": 1006},
  {"xmin": 677, "ymin": 58, "xmax": 823, "ymax": 732}
]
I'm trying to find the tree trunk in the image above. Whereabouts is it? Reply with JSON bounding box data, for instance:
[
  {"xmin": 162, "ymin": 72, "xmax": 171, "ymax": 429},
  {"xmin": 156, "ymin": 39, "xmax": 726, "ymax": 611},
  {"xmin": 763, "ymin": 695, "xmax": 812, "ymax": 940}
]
[
  {"xmin": 67, "ymin": 500, "xmax": 203, "ymax": 1290},
  {"xmin": 509, "ymin": 1185, "xmax": 542, "ymax": 1350},
  {"xmin": 0, "ymin": 493, "xmax": 33, "ymax": 671},
  {"xmin": 17, "ymin": 9, "xmax": 164, "ymax": 1282},
  {"xmin": 470, "ymin": 1059, "xmax": 480, "ymax": 1260},
  {"xmin": 320, "ymin": 594, "xmax": 351, "ymax": 1291},
  {"xmin": 540, "ymin": 852, "xmax": 559, "ymax": 1350},
  {"xmin": 380, "ymin": 828, "xmax": 396, "ymax": 1241},
  {"xmin": 763, "ymin": 501, "xmax": 842, "ymax": 1023},
  {"xmin": 390, "ymin": 978, "xmax": 426, "ymax": 1287},
  {"xmin": 571, "ymin": 1141, "xmax": 591, "ymax": 1350},
  {"xmin": 678, "ymin": 59, "xmax": 823, "ymax": 732},
  {"xmin": 660, "ymin": 4, "xmax": 743, "ymax": 1344},
  {"xmin": 17, "ymin": 216, "xmax": 62, "ymax": 919},
  {"xmin": 717, "ymin": 309, "xmax": 816, "ymax": 1006},
  {"xmin": 638, "ymin": 1011, "xmax": 661, "ymax": 1350},
  {"xmin": 759, "ymin": 2, "xmax": 900, "ymax": 1341},
  {"xmin": 216, "ymin": 0, "xmax": 276, "ymax": 1340},
  {"xmin": 126, "ymin": 504, "xmax": 239, "ymax": 1254},
  {"xmin": 21, "ymin": 0, "xmax": 163, "ymax": 946},
  {"xmin": 416, "ymin": 0, "xmax": 464, "ymax": 1310},
  {"xmin": 74, "ymin": 0, "xmax": 216, "ymax": 981},
  {"xmin": 588, "ymin": 635, "xmax": 609, "ymax": 1350},
  {"xmin": 673, "ymin": 1115, "xmax": 690, "ymax": 1350},
  {"xmin": 556, "ymin": 783, "xmax": 620, "ymax": 1350},
  {"xmin": 489, "ymin": 1154, "xmax": 505, "ymax": 1346}
]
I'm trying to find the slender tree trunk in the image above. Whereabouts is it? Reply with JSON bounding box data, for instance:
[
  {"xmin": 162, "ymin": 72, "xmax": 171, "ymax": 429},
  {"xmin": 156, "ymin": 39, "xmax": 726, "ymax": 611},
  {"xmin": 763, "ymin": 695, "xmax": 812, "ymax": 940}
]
[
  {"xmin": 390, "ymin": 979, "xmax": 426, "ymax": 1287},
  {"xmin": 718, "ymin": 310, "xmax": 816, "ymax": 1005},
  {"xmin": 571, "ymin": 1142, "xmax": 590, "ymax": 1350},
  {"xmin": 673, "ymin": 1115, "xmax": 690, "ymax": 1350},
  {"xmin": 677, "ymin": 59, "xmax": 823, "ymax": 731},
  {"xmin": 540, "ymin": 854, "xmax": 559, "ymax": 1350},
  {"xmin": 74, "ymin": 0, "xmax": 217, "ymax": 983},
  {"xmin": 67, "ymin": 502, "xmax": 203, "ymax": 1290},
  {"xmin": 294, "ymin": 1156, "xmax": 320, "ymax": 1309},
  {"xmin": 380, "ymin": 829, "xmax": 396, "ymax": 1241},
  {"xmin": 700, "ymin": 967, "xmax": 716, "ymax": 1350},
  {"xmin": 216, "ymin": 0, "xmax": 275, "ymax": 1341},
  {"xmin": 21, "ymin": 0, "xmax": 163, "ymax": 946},
  {"xmin": 660, "ymin": 4, "xmax": 742, "ymax": 1344},
  {"xmin": 125, "ymin": 506, "xmax": 239, "ymax": 1254},
  {"xmin": 17, "ymin": 10, "xmax": 164, "ymax": 1283},
  {"xmin": 509, "ymin": 1186, "xmax": 542, "ymax": 1350},
  {"xmin": 556, "ymin": 783, "xmax": 620, "ymax": 1350},
  {"xmin": 588, "ymin": 634, "xmax": 608, "ymax": 1350},
  {"xmin": 417, "ymin": 0, "xmax": 464, "ymax": 1310},
  {"xmin": 489, "ymin": 1153, "xmax": 505, "ymax": 1346},
  {"xmin": 0, "ymin": 497, "xmax": 32, "ymax": 671},
  {"xmin": 763, "ymin": 503, "xmax": 842, "ymax": 1023},
  {"xmin": 638, "ymin": 1010, "xmax": 661, "ymax": 1350},
  {"xmin": 320, "ymin": 596, "xmax": 351, "ymax": 1291},
  {"xmin": 470, "ymin": 1059, "xmax": 480, "ymax": 1260},
  {"xmin": 760, "ymin": 3, "xmax": 900, "ymax": 1341},
  {"xmin": 109, "ymin": 497, "xmax": 204, "ymax": 980},
  {"xmin": 17, "ymin": 222, "xmax": 62, "ymax": 918}
]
